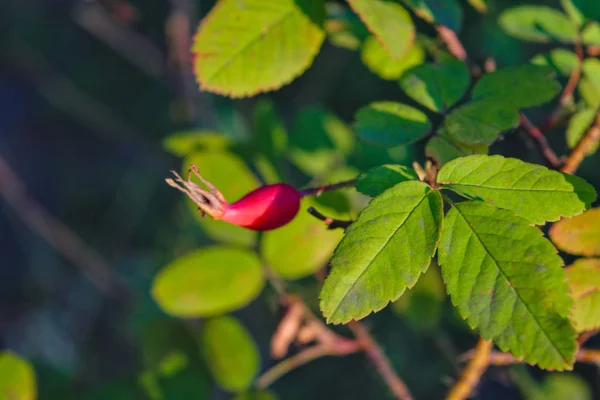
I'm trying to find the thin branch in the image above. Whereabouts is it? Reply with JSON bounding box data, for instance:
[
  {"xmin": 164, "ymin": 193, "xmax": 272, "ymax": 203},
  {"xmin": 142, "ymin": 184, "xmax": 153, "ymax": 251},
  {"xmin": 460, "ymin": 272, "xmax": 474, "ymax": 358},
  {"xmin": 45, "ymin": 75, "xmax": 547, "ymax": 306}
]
[
  {"xmin": 561, "ymin": 115, "xmax": 600, "ymax": 174},
  {"xmin": 519, "ymin": 113, "xmax": 563, "ymax": 169},
  {"xmin": 348, "ymin": 321, "xmax": 414, "ymax": 400},
  {"xmin": 307, "ymin": 207, "xmax": 353, "ymax": 230},
  {"xmin": 299, "ymin": 179, "xmax": 356, "ymax": 197},
  {"xmin": 435, "ymin": 25, "xmax": 481, "ymax": 77},
  {"xmin": 560, "ymin": 41, "xmax": 584, "ymax": 106},
  {"xmin": 0, "ymin": 155, "xmax": 130, "ymax": 300},
  {"xmin": 578, "ymin": 329, "xmax": 600, "ymax": 346},
  {"xmin": 447, "ymin": 339, "xmax": 493, "ymax": 400},
  {"xmin": 462, "ymin": 348, "xmax": 600, "ymax": 366}
]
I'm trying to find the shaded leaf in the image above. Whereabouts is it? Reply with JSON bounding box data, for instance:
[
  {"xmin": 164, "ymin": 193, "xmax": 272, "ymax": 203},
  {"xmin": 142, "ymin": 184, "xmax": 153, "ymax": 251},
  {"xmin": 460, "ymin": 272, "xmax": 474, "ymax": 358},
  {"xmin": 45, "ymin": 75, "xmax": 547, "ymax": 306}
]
[
  {"xmin": 566, "ymin": 0, "xmax": 600, "ymax": 20},
  {"xmin": 252, "ymin": 100, "xmax": 288, "ymax": 167},
  {"xmin": 325, "ymin": 2, "xmax": 370, "ymax": 50},
  {"xmin": 201, "ymin": 316, "xmax": 259, "ymax": 393},
  {"xmin": 401, "ymin": 0, "xmax": 463, "ymax": 32},
  {"xmin": 399, "ymin": 55, "xmax": 470, "ymax": 112},
  {"xmin": 192, "ymin": 0, "xmax": 325, "ymax": 97},
  {"xmin": 346, "ymin": 0, "xmax": 415, "ymax": 58},
  {"xmin": 361, "ymin": 36, "xmax": 425, "ymax": 80},
  {"xmin": 438, "ymin": 201, "xmax": 576, "ymax": 370},
  {"xmin": 472, "ymin": 65, "xmax": 561, "ymax": 108},
  {"xmin": 261, "ymin": 197, "xmax": 345, "ymax": 280},
  {"xmin": 499, "ymin": 6, "xmax": 578, "ymax": 43},
  {"xmin": 567, "ymin": 108, "xmax": 599, "ymax": 155},
  {"xmin": 321, "ymin": 181, "xmax": 443, "ymax": 324},
  {"xmin": 289, "ymin": 106, "xmax": 354, "ymax": 177},
  {"xmin": 184, "ymin": 152, "xmax": 259, "ymax": 247},
  {"xmin": 152, "ymin": 247, "xmax": 264, "ymax": 317},
  {"xmin": 565, "ymin": 259, "xmax": 600, "ymax": 332},
  {"xmin": 355, "ymin": 164, "xmax": 418, "ymax": 197},
  {"xmin": 437, "ymin": 155, "xmax": 597, "ymax": 224},
  {"xmin": 531, "ymin": 50, "xmax": 578, "ymax": 77},
  {"xmin": 354, "ymin": 101, "xmax": 431, "ymax": 147},
  {"xmin": 163, "ymin": 132, "xmax": 233, "ymax": 157},
  {"xmin": 425, "ymin": 133, "xmax": 488, "ymax": 166},
  {"xmin": 442, "ymin": 99, "xmax": 519, "ymax": 145},
  {"xmin": 550, "ymin": 208, "xmax": 600, "ymax": 256},
  {"xmin": 233, "ymin": 390, "xmax": 279, "ymax": 400},
  {"xmin": 0, "ymin": 351, "xmax": 36, "ymax": 400}
]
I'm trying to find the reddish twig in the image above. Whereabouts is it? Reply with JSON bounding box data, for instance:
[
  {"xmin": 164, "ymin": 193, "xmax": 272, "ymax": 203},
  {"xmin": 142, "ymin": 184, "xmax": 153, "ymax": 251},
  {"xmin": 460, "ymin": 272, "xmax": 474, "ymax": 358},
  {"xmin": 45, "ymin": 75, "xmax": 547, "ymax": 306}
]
[
  {"xmin": 519, "ymin": 113, "xmax": 563, "ymax": 169},
  {"xmin": 561, "ymin": 115, "xmax": 600, "ymax": 174},
  {"xmin": 560, "ymin": 41, "xmax": 584, "ymax": 106},
  {"xmin": 578, "ymin": 329, "xmax": 600, "ymax": 346},
  {"xmin": 447, "ymin": 339, "xmax": 493, "ymax": 400},
  {"xmin": 435, "ymin": 25, "xmax": 481, "ymax": 77},
  {"xmin": 348, "ymin": 321, "xmax": 414, "ymax": 400},
  {"xmin": 307, "ymin": 207, "xmax": 353, "ymax": 230},
  {"xmin": 461, "ymin": 348, "xmax": 600, "ymax": 366},
  {"xmin": 300, "ymin": 179, "xmax": 356, "ymax": 197}
]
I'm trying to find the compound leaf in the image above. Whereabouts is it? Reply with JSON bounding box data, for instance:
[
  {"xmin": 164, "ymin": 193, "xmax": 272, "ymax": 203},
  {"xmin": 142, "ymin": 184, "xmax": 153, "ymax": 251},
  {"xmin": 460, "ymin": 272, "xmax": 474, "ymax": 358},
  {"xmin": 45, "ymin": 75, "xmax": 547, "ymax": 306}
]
[
  {"xmin": 565, "ymin": 259, "xmax": 600, "ymax": 332},
  {"xmin": 321, "ymin": 181, "xmax": 443, "ymax": 324},
  {"xmin": 499, "ymin": 6, "xmax": 578, "ymax": 43},
  {"xmin": 192, "ymin": 0, "xmax": 325, "ymax": 97},
  {"xmin": 354, "ymin": 101, "xmax": 431, "ymax": 147},
  {"xmin": 346, "ymin": 0, "xmax": 415, "ymax": 59},
  {"xmin": 399, "ymin": 55, "xmax": 470, "ymax": 112},
  {"xmin": 550, "ymin": 208, "xmax": 600, "ymax": 256},
  {"xmin": 355, "ymin": 164, "xmax": 418, "ymax": 197},
  {"xmin": 437, "ymin": 155, "xmax": 597, "ymax": 224},
  {"xmin": 438, "ymin": 201, "xmax": 576, "ymax": 370},
  {"xmin": 152, "ymin": 247, "xmax": 264, "ymax": 317},
  {"xmin": 472, "ymin": 65, "xmax": 561, "ymax": 108},
  {"xmin": 201, "ymin": 316, "xmax": 259, "ymax": 392}
]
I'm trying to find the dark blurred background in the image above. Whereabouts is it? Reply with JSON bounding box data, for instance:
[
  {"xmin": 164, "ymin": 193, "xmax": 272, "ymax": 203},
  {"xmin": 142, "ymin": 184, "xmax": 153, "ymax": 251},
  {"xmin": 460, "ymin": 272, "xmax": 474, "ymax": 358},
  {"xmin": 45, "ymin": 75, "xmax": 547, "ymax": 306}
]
[{"xmin": 1, "ymin": 0, "xmax": 599, "ymax": 399}]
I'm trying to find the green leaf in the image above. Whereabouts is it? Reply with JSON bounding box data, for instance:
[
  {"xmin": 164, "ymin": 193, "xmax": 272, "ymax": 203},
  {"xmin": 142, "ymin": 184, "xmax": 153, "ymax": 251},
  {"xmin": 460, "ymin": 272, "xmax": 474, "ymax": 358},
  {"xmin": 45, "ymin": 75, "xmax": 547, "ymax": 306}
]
[
  {"xmin": 467, "ymin": 0, "xmax": 488, "ymax": 13},
  {"xmin": 233, "ymin": 390, "xmax": 280, "ymax": 400},
  {"xmin": 441, "ymin": 99, "xmax": 519, "ymax": 145},
  {"xmin": 289, "ymin": 106, "xmax": 354, "ymax": 177},
  {"xmin": 565, "ymin": 259, "xmax": 600, "ymax": 332},
  {"xmin": 252, "ymin": 99, "xmax": 288, "ymax": 165},
  {"xmin": 582, "ymin": 58, "xmax": 600, "ymax": 96},
  {"xmin": 184, "ymin": 151, "xmax": 259, "ymax": 247},
  {"xmin": 399, "ymin": 55, "xmax": 470, "ymax": 112},
  {"xmin": 550, "ymin": 208, "xmax": 600, "ymax": 256},
  {"xmin": 578, "ymin": 77, "xmax": 600, "ymax": 109},
  {"xmin": 437, "ymin": 155, "xmax": 597, "ymax": 224},
  {"xmin": 361, "ymin": 36, "xmax": 425, "ymax": 80},
  {"xmin": 201, "ymin": 316, "xmax": 259, "ymax": 392},
  {"xmin": 152, "ymin": 247, "xmax": 264, "ymax": 317},
  {"xmin": 438, "ymin": 201, "xmax": 576, "ymax": 370},
  {"xmin": 531, "ymin": 50, "xmax": 578, "ymax": 77},
  {"xmin": 567, "ymin": 108, "xmax": 599, "ymax": 155},
  {"xmin": 192, "ymin": 0, "xmax": 325, "ymax": 97},
  {"xmin": 355, "ymin": 164, "xmax": 418, "ymax": 197},
  {"xmin": 425, "ymin": 133, "xmax": 488, "ymax": 166},
  {"xmin": 499, "ymin": 6, "xmax": 578, "ymax": 43},
  {"xmin": 354, "ymin": 101, "xmax": 431, "ymax": 147},
  {"xmin": 0, "ymin": 351, "xmax": 36, "ymax": 400},
  {"xmin": 261, "ymin": 197, "xmax": 345, "ymax": 280},
  {"xmin": 325, "ymin": 3, "xmax": 370, "ymax": 50},
  {"xmin": 582, "ymin": 22, "xmax": 600, "ymax": 46},
  {"xmin": 163, "ymin": 131, "xmax": 233, "ymax": 157},
  {"xmin": 401, "ymin": 0, "xmax": 463, "ymax": 32},
  {"xmin": 346, "ymin": 0, "xmax": 415, "ymax": 59},
  {"xmin": 565, "ymin": 0, "xmax": 600, "ymax": 20},
  {"xmin": 472, "ymin": 65, "xmax": 561, "ymax": 108},
  {"xmin": 320, "ymin": 181, "xmax": 443, "ymax": 324}
]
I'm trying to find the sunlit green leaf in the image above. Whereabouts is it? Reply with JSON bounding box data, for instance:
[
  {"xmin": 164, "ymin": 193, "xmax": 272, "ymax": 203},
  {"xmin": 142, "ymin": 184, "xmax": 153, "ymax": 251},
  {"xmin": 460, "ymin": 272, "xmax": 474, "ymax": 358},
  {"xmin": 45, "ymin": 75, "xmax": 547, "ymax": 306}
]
[
  {"xmin": 355, "ymin": 164, "xmax": 418, "ymax": 197},
  {"xmin": 401, "ymin": 0, "xmax": 463, "ymax": 32},
  {"xmin": 163, "ymin": 132, "xmax": 233, "ymax": 157},
  {"xmin": 567, "ymin": 108, "xmax": 599, "ymax": 155},
  {"xmin": 583, "ymin": 22, "xmax": 600, "ymax": 45},
  {"xmin": 438, "ymin": 201, "xmax": 576, "ymax": 370},
  {"xmin": 565, "ymin": 259, "xmax": 600, "ymax": 332},
  {"xmin": 472, "ymin": 65, "xmax": 561, "ymax": 108},
  {"xmin": 346, "ymin": 0, "xmax": 415, "ymax": 58},
  {"xmin": 0, "ymin": 352, "xmax": 36, "ymax": 400},
  {"xmin": 582, "ymin": 58, "xmax": 600, "ymax": 96},
  {"xmin": 183, "ymin": 151, "xmax": 259, "ymax": 247},
  {"xmin": 192, "ymin": 0, "xmax": 325, "ymax": 97},
  {"xmin": 437, "ymin": 155, "xmax": 597, "ymax": 224},
  {"xmin": 442, "ymin": 99, "xmax": 519, "ymax": 145},
  {"xmin": 361, "ymin": 37, "xmax": 425, "ymax": 80},
  {"xmin": 321, "ymin": 181, "xmax": 443, "ymax": 324},
  {"xmin": 201, "ymin": 316, "xmax": 259, "ymax": 393},
  {"xmin": 325, "ymin": 2, "xmax": 370, "ymax": 50},
  {"xmin": 354, "ymin": 101, "xmax": 431, "ymax": 147},
  {"xmin": 499, "ymin": 6, "xmax": 578, "ymax": 43},
  {"xmin": 289, "ymin": 106, "xmax": 354, "ymax": 177},
  {"xmin": 578, "ymin": 77, "xmax": 600, "ymax": 109},
  {"xmin": 152, "ymin": 247, "xmax": 264, "ymax": 317},
  {"xmin": 550, "ymin": 208, "xmax": 600, "ymax": 256},
  {"xmin": 531, "ymin": 50, "xmax": 578, "ymax": 77},
  {"xmin": 425, "ymin": 133, "xmax": 488, "ymax": 166},
  {"xmin": 467, "ymin": 0, "xmax": 488, "ymax": 13},
  {"xmin": 262, "ymin": 196, "xmax": 345, "ymax": 279},
  {"xmin": 399, "ymin": 55, "xmax": 470, "ymax": 112}
]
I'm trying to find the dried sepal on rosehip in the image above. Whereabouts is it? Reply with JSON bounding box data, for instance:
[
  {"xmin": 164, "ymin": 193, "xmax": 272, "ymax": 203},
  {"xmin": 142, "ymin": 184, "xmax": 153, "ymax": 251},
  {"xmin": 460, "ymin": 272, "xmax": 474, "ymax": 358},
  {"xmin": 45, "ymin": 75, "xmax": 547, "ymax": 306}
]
[{"xmin": 166, "ymin": 165, "xmax": 301, "ymax": 231}]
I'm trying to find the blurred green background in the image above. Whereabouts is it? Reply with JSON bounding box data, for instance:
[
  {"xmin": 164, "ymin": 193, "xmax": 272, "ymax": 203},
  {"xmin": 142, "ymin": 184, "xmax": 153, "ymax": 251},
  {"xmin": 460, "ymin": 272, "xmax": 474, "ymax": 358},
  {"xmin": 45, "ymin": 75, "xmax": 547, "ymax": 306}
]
[{"xmin": 1, "ymin": 0, "xmax": 599, "ymax": 399}]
